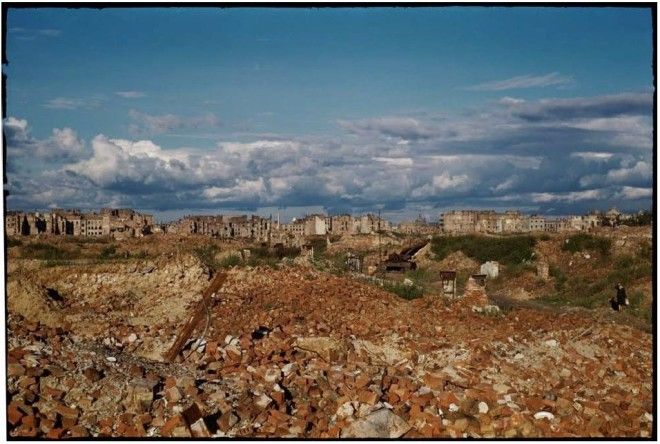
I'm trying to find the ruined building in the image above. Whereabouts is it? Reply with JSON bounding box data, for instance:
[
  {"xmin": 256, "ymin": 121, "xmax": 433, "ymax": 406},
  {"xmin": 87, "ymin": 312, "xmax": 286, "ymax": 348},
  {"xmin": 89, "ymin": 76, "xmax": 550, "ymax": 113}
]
[
  {"xmin": 441, "ymin": 210, "xmax": 601, "ymax": 234},
  {"xmin": 5, "ymin": 209, "xmax": 154, "ymax": 238},
  {"xmin": 168, "ymin": 215, "xmax": 272, "ymax": 242}
]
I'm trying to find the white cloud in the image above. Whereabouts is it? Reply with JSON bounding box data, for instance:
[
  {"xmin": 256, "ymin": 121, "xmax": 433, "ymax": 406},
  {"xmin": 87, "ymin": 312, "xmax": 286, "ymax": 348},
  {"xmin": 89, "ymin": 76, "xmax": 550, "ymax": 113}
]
[
  {"xmin": 467, "ymin": 72, "xmax": 574, "ymax": 91},
  {"xmin": 432, "ymin": 173, "xmax": 470, "ymax": 191},
  {"xmin": 116, "ymin": 91, "xmax": 146, "ymax": 98},
  {"xmin": 129, "ymin": 109, "xmax": 220, "ymax": 135},
  {"xmin": 373, "ymin": 157, "xmax": 414, "ymax": 167},
  {"xmin": 570, "ymin": 152, "xmax": 614, "ymax": 162},
  {"xmin": 606, "ymin": 160, "xmax": 652, "ymax": 182},
  {"xmin": 43, "ymin": 97, "xmax": 102, "ymax": 110},
  {"xmin": 531, "ymin": 189, "xmax": 606, "ymax": 203},
  {"xmin": 614, "ymin": 186, "xmax": 653, "ymax": 200}
]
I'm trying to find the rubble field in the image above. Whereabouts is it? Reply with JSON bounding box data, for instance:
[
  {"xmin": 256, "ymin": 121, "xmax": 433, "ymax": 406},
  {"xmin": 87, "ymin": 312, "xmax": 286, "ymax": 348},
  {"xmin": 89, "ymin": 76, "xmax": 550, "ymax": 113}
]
[{"xmin": 6, "ymin": 253, "xmax": 654, "ymax": 438}]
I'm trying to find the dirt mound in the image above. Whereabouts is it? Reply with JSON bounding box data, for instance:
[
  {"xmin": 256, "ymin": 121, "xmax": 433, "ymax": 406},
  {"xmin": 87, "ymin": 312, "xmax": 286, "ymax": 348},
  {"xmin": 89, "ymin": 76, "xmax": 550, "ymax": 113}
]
[
  {"xmin": 7, "ymin": 279, "xmax": 65, "ymax": 327},
  {"xmin": 436, "ymin": 251, "xmax": 479, "ymax": 272},
  {"xmin": 11, "ymin": 254, "xmax": 213, "ymax": 361}
]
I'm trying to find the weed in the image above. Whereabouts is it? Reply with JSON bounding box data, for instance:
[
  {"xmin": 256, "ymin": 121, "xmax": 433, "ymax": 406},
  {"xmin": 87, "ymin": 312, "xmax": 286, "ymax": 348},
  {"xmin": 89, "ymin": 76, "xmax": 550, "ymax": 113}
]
[
  {"xmin": 430, "ymin": 235, "xmax": 537, "ymax": 266},
  {"xmin": 382, "ymin": 280, "xmax": 424, "ymax": 300},
  {"xmin": 6, "ymin": 238, "xmax": 22, "ymax": 248},
  {"xmin": 21, "ymin": 242, "xmax": 75, "ymax": 261},
  {"xmin": 193, "ymin": 245, "xmax": 222, "ymax": 271},
  {"xmin": 561, "ymin": 233, "xmax": 611, "ymax": 256},
  {"xmin": 99, "ymin": 245, "xmax": 117, "ymax": 259},
  {"xmin": 219, "ymin": 254, "xmax": 242, "ymax": 269}
]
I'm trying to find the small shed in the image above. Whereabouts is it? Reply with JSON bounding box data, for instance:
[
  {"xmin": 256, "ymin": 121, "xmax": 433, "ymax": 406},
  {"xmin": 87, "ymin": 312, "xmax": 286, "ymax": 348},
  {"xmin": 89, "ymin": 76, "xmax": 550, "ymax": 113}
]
[{"xmin": 440, "ymin": 271, "xmax": 457, "ymax": 298}]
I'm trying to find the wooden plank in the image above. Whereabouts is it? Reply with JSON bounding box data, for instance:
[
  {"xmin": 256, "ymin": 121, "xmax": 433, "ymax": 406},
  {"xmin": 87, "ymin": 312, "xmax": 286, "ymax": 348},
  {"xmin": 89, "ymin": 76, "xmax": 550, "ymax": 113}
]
[{"xmin": 163, "ymin": 272, "xmax": 227, "ymax": 362}]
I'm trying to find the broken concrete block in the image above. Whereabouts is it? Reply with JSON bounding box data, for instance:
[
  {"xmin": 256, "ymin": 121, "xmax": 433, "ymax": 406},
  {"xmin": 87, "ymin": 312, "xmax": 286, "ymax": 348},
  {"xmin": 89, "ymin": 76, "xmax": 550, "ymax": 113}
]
[
  {"xmin": 480, "ymin": 261, "xmax": 499, "ymax": 279},
  {"xmin": 340, "ymin": 408, "xmax": 411, "ymax": 438}
]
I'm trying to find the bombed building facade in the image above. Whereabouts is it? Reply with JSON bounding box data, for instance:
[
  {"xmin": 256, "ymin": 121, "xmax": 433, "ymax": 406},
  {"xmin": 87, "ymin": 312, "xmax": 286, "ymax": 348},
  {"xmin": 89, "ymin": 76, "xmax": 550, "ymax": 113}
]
[
  {"xmin": 5, "ymin": 209, "xmax": 154, "ymax": 238},
  {"xmin": 167, "ymin": 215, "xmax": 273, "ymax": 242},
  {"xmin": 440, "ymin": 210, "xmax": 603, "ymax": 234}
]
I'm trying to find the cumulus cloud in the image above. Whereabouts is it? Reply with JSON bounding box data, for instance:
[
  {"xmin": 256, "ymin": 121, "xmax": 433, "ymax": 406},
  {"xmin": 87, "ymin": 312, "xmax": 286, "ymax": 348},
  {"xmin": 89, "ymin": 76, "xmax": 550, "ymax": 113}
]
[
  {"xmin": 6, "ymin": 90, "xmax": 653, "ymax": 217},
  {"xmin": 128, "ymin": 109, "xmax": 221, "ymax": 135},
  {"xmin": 613, "ymin": 186, "xmax": 653, "ymax": 200},
  {"xmin": 466, "ymin": 72, "xmax": 574, "ymax": 91},
  {"xmin": 4, "ymin": 117, "xmax": 85, "ymax": 161}
]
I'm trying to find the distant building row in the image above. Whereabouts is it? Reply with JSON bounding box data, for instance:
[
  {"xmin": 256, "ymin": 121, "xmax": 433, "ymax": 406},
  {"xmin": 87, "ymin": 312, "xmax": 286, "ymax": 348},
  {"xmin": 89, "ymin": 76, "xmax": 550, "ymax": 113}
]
[
  {"xmin": 281, "ymin": 214, "xmax": 391, "ymax": 236},
  {"xmin": 165, "ymin": 214, "xmax": 273, "ymax": 242},
  {"xmin": 439, "ymin": 210, "xmax": 604, "ymax": 234},
  {"xmin": 166, "ymin": 213, "xmax": 392, "ymax": 241},
  {"xmin": 5, "ymin": 209, "xmax": 154, "ymax": 238}
]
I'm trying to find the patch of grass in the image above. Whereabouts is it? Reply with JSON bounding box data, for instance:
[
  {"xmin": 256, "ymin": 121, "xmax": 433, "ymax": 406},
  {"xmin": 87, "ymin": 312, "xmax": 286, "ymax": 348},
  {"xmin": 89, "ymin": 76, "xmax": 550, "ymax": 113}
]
[
  {"xmin": 561, "ymin": 233, "xmax": 611, "ymax": 256},
  {"xmin": 638, "ymin": 241, "xmax": 652, "ymax": 260},
  {"xmin": 404, "ymin": 267, "xmax": 433, "ymax": 284},
  {"xmin": 193, "ymin": 245, "xmax": 222, "ymax": 271},
  {"xmin": 549, "ymin": 265, "xmax": 567, "ymax": 291},
  {"xmin": 66, "ymin": 236, "xmax": 111, "ymax": 244},
  {"xmin": 6, "ymin": 238, "xmax": 22, "ymax": 248},
  {"xmin": 540, "ymin": 252, "xmax": 651, "ymax": 320},
  {"xmin": 99, "ymin": 245, "xmax": 117, "ymax": 259},
  {"xmin": 430, "ymin": 235, "xmax": 537, "ymax": 266},
  {"xmin": 382, "ymin": 280, "xmax": 424, "ymax": 300},
  {"xmin": 307, "ymin": 236, "xmax": 329, "ymax": 257},
  {"xmin": 219, "ymin": 254, "xmax": 242, "ymax": 269},
  {"xmin": 21, "ymin": 242, "xmax": 77, "ymax": 261},
  {"xmin": 506, "ymin": 262, "xmax": 537, "ymax": 278}
]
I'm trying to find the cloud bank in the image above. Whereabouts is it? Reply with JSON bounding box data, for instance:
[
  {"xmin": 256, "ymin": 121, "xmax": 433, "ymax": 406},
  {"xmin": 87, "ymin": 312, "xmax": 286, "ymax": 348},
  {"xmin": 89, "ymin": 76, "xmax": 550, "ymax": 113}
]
[{"xmin": 5, "ymin": 91, "xmax": 653, "ymax": 220}]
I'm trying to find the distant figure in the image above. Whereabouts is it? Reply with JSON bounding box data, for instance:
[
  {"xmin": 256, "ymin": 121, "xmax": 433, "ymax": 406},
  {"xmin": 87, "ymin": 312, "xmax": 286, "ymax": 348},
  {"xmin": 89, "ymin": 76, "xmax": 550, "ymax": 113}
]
[{"xmin": 611, "ymin": 283, "xmax": 628, "ymax": 311}]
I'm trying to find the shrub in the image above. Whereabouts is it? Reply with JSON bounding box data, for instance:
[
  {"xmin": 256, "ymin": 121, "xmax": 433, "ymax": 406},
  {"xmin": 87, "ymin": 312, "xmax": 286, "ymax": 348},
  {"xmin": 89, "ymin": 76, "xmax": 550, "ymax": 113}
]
[
  {"xmin": 382, "ymin": 280, "xmax": 424, "ymax": 300},
  {"xmin": 99, "ymin": 245, "xmax": 117, "ymax": 259},
  {"xmin": 219, "ymin": 254, "xmax": 242, "ymax": 269},
  {"xmin": 193, "ymin": 245, "xmax": 222, "ymax": 271},
  {"xmin": 549, "ymin": 265, "xmax": 567, "ymax": 291},
  {"xmin": 430, "ymin": 235, "xmax": 537, "ymax": 266},
  {"xmin": 561, "ymin": 233, "xmax": 611, "ymax": 256},
  {"xmin": 21, "ymin": 242, "xmax": 73, "ymax": 261},
  {"xmin": 6, "ymin": 238, "xmax": 22, "ymax": 248}
]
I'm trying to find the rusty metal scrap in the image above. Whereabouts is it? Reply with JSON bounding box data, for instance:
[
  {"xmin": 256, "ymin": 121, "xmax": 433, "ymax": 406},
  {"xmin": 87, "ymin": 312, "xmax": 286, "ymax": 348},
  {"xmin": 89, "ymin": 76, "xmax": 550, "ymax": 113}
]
[{"xmin": 164, "ymin": 272, "xmax": 227, "ymax": 362}]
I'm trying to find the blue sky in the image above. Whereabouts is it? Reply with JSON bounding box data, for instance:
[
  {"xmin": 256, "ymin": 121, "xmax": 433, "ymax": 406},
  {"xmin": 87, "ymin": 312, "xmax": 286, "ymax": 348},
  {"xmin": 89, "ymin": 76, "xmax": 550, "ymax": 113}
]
[{"xmin": 4, "ymin": 6, "xmax": 654, "ymax": 222}]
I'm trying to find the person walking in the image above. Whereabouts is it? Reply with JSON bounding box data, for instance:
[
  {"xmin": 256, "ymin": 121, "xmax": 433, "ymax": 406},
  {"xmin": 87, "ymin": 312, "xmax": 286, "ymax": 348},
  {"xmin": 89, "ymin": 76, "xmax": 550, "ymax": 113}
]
[{"xmin": 611, "ymin": 283, "xmax": 628, "ymax": 311}]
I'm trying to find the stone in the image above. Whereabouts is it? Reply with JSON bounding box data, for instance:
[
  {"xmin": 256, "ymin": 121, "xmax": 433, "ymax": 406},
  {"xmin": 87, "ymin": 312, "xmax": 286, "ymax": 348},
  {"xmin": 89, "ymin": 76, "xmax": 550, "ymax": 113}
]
[
  {"xmin": 534, "ymin": 411, "xmax": 555, "ymax": 421},
  {"xmin": 340, "ymin": 408, "xmax": 411, "ymax": 438},
  {"xmin": 255, "ymin": 393, "xmax": 273, "ymax": 409},
  {"xmin": 478, "ymin": 401, "xmax": 489, "ymax": 414},
  {"xmin": 294, "ymin": 336, "xmax": 343, "ymax": 362},
  {"xmin": 336, "ymin": 402, "xmax": 355, "ymax": 419},
  {"xmin": 8, "ymin": 363, "xmax": 26, "ymax": 377},
  {"xmin": 217, "ymin": 411, "xmax": 239, "ymax": 432},
  {"xmin": 544, "ymin": 339, "xmax": 558, "ymax": 347}
]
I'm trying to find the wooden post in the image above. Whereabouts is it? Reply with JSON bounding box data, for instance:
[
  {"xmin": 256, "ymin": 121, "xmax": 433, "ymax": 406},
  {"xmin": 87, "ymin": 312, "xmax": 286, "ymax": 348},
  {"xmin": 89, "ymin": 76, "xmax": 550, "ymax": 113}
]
[{"xmin": 163, "ymin": 272, "xmax": 227, "ymax": 362}]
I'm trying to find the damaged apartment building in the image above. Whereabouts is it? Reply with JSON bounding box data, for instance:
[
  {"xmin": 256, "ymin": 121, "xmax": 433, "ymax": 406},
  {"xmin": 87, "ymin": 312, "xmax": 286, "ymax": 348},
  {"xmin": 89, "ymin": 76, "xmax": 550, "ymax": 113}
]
[
  {"xmin": 165, "ymin": 212, "xmax": 392, "ymax": 246},
  {"xmin": 167, "ymin": 214, "xmax": 273, "ymax": 242},
  {"xmin": 440, "ymin": 210, "xmax": 602, "ymax": 234},
  {"xmin": 5, "ymin": 208, "xmax": 154, "ymax": 238}
]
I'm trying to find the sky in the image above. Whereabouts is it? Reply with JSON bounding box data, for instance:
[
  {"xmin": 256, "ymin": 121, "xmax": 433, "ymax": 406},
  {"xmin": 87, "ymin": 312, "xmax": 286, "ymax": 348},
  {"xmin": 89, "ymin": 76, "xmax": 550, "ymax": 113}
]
[{"xmin": 3, "ymin": 6, "xmax": 654, "ymax": 223}]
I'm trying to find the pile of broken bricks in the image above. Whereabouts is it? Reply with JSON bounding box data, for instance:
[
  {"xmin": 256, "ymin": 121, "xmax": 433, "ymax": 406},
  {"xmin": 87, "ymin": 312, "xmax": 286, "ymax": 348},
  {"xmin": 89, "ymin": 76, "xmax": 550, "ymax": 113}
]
[{"xmin": 6, "ymin": 264, "xmax": 654, "ymax": 438}]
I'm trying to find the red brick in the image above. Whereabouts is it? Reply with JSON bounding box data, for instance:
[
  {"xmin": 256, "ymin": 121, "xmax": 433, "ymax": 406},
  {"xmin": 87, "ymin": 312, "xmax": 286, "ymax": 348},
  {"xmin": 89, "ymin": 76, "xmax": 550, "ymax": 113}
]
[
  {"xmin": 45, "ymin": 428, "xmax": 66, "ymax": 439},
  {"xmin": 7, "ymin": 403, "xmax": 24, "ymax": 426}
]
